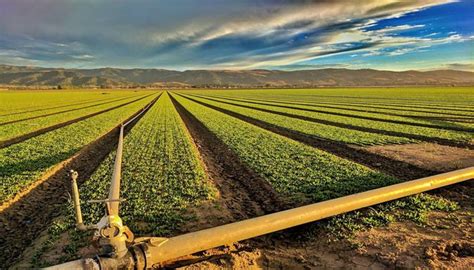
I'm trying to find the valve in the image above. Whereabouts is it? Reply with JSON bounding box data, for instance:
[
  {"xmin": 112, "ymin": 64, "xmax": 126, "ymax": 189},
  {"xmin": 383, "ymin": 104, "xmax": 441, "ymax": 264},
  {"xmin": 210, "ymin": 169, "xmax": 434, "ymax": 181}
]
[
  {"xmin": 69, "ymin": 170, "xmax": 134, "ymax": 258},
  {"xmin": 94, "ymin": 215, "xmax": 134, "ymax": 258}
]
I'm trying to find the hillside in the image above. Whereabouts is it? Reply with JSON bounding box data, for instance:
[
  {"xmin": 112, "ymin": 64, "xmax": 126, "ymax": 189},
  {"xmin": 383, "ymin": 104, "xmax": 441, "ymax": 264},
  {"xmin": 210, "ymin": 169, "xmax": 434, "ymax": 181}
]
[{"xmin": 0, "ymin": 65, "xmax": 473, "ymax": 88}]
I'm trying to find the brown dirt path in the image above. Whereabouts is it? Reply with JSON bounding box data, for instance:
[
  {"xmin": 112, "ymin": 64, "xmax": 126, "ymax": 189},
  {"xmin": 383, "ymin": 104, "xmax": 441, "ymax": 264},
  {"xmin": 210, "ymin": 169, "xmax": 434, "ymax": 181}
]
[
  {"xmin": 171, "ymin": 94, "xmax": 287, "ymax": 232},
  {"xmin": 366, "ymin": 143, "xmax": 474, "ymax": 172},
  {"xmin": 177, "ymin": 93, "xmax": 437, "ymax": 180}
]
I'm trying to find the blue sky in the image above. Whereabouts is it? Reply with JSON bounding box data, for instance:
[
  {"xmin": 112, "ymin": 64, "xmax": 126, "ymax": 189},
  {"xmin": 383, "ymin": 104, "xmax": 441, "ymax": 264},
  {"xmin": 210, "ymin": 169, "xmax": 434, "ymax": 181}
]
[{"xmin": 0, "ymin": 0, "xmax": 472, "ymax": 71}]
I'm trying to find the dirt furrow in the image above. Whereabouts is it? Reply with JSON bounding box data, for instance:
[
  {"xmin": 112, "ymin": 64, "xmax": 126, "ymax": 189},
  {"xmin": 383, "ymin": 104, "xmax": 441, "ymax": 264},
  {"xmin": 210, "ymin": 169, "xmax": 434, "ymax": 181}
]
[
  {"xmin": 0, "ymin": 96, "xmax": 159, "ymax": 268},
  {"xmin": 184, "ymin": 94, "xmax": 473, "ymax": 150},
  {"xmin": 189, "ymin": 94, "xmax": 474, "ymax": 133},
  {"xmin": 200, "ymin": 94, "xmax": 474, "ymax": 122},
  {"xmin": 0, "ymin": 93, "xmax": 157, "ymax": 149},
  {"xmin": 178, "ymin": 94, "xmax": 437, "ymax": 180},
  {"xmin": 171, "ymin": 94, "xmax": 287, "ymax": 230},
  {"xmin": 0, "ymin": 93, "xmax": 144, "ymax": 126}
]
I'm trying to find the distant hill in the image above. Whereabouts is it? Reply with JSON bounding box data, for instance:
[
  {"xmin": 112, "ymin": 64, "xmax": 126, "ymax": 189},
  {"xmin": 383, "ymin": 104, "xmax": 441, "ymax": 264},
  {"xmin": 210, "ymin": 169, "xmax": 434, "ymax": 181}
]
[{"xmin": 0, "ymin": 65, "xmax": 473, "ymax": 88}]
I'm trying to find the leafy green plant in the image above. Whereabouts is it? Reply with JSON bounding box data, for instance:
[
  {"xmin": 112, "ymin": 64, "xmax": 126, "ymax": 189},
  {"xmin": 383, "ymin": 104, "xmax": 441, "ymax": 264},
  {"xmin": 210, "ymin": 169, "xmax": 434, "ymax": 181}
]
[
  {"xmin": 173, "ymin": 93, "xmax": 399, "ymax": 201},
  {"xmin": 76, "ymin": 92, "xmax": 216, "ymax": 236},
  {"xmin": 184, "ymin": 93, "xmax": 472, "ymax": 144},
  {"xmin": 181, "ymin": 94, "xmax": 415, "ymax": 146},
  {"xmin": 0, "ymin": 93, "xmax": 158, "ymax": 203},
  {"xmin": 0, "ymin": 92, "xmax": 148, "ymax": 141}
]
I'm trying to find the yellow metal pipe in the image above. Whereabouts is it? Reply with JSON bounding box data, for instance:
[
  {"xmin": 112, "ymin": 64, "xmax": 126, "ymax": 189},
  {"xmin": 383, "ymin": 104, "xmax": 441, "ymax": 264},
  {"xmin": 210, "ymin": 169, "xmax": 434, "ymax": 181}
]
[
  {"xmin": 108, "ymin": 98, "xmax": 156, "ymax": 216},
  {"xmin": 108, "ymin": 125, "xmax": 124, "ymax": 215},
  {"xmin": 146, "ymin": 167, "xmax": 474, "ymax": 267},
  {"xmin": 44, "ymin": 258, "xmax": 99, "ymax": 270},
  {"xmin": 70, "ymin": 170, "xmax": 83, "ymax": 227},
  {"xmin": 45, "ymin": 167, "xmax": 474, "ymax": 269}
]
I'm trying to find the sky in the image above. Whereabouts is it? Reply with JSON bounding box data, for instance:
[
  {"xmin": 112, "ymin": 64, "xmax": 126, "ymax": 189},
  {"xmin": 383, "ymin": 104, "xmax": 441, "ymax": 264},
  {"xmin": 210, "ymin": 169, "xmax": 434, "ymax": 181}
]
[{"xmin": 0, "ymin": 0, "xmax": 473, "ymax": 71}]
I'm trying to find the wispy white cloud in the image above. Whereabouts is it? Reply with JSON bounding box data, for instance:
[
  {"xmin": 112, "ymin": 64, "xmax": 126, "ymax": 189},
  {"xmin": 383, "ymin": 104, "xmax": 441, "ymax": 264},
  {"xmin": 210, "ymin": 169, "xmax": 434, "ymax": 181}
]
[
  {"xmin": 0, "ymin": 0, "xmax": 469, "ymax": 70},
  {"xmin": 374, "ymin": 24, "xmax": 425, "ymax": 33}
]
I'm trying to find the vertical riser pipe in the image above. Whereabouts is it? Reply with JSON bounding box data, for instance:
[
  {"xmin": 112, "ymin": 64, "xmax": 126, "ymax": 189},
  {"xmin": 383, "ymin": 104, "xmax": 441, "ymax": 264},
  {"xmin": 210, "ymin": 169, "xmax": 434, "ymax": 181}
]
[{"xmin": 71, "ymin": 172, "xmax": 83, "ymax": 226}]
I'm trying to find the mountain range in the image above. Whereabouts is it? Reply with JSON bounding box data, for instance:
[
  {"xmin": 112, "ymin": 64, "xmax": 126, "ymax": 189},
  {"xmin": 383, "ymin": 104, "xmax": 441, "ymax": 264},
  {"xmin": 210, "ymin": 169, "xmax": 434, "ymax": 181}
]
[{"xmin": 0, "ymin": 65, "xmax": 473, "ymax": 88}]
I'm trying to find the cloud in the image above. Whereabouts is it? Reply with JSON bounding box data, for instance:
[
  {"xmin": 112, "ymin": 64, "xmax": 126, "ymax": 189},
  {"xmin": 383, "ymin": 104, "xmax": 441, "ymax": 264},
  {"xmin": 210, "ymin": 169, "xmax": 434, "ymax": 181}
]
[
  {"xmin": 355, "ymin": 31, "xmax": 473, "ymax": 58},
  {"xmin": 374, "ymin": 24, "xmax": 425, "ymax": 33},
  {"xmin": 0, "ymin": 0, "xmax": 467, "ymax": 69}
]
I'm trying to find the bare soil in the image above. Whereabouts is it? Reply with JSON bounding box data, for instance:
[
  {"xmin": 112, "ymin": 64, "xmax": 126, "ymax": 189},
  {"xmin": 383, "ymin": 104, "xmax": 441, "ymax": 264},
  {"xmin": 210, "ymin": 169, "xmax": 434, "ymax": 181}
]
[
  {"xmin": 0, "ymin": 96, "xmax": 158, "ymax": 268},
  {"xmin": 353, "ymin": 211, "xmax": 473, "ymax": 269},
  {"xmin": 170, "ymin": 97, "xmax": 474, "ymax": 270},
  {"xmin": 177, "ymin": 93, "xmax": 436, "ymax": 180},
  {"xmin": 366, "ymin": 143, "xmax": 474, "ymax": 172},
  {"xmin": 178, "ymin": 182, "xmax": 473, "ymax": 270},
  {"xmin": 171, "ymin": 95, "xmax": 287, "ymax": 231},
  {"xmin": 180, "ymin": 203, "xmax": 472, "ymax": 270}
]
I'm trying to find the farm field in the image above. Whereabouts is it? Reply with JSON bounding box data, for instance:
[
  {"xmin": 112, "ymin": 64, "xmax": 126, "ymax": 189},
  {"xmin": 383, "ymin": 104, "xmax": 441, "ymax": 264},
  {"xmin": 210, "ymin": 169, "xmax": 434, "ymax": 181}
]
[
  {"xmin": 0, "ymin": 91, "xmax": 160, "ymax": 205},
  {"xmin": 0, "ymin": 93, "xmax": 154, "ymax": 144},
  {"xmin": 0, "ymin": 88, "xmax": 473, "ymax": 269},
  {"xmin": 182, "ymin": 91, "xmax": 473, "ymax": 146},
  {"xmin": 0, "ymin": 91, "xmax": 131, "ymax": 114},
  {"xmin": 177, "ymin": 93, "xmax": 416, "ymax": 146},
  {"xmin": 76, "ymin": 93, "xmax": 216, "ymax": 236}
]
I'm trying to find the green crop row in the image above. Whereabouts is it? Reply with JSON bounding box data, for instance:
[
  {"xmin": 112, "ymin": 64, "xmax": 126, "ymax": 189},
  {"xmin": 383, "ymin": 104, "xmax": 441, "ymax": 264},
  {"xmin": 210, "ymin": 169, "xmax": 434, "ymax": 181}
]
[
  {"xmin": 192, "ymin": 88, "xmax": 474, "ymax": 114},
  {"xmin": 172, "ymin": 93, "xmax": 399, "ymax": 202},
  {"xmin": 0, "ymin": 92, "xmax": 139, "ymax": 121},
  {"xmin": 76, "ymin": 92, "xmax": 215, "ymax": 235},
  {"xmin": 27, "ymin": 92, "xmax": 216, "ymax": 267},
  {"xmin": 191, "ymin": 93, "xmax": 474, "ymax": 131},
  {"xmin": 0, "ymin": 90, "xmax": 139, "ymax": 114},
  {"xmin": 198, "ymin": 93, "xmax": 474, "ymax": 122},
  {"xmin": 0, "ymin": 93, "xmax": 149, "ymax": 142},
  {"xmin": 0, "ymin": 92, "xmax": 142, "ymax": 123},
  {"xmin": 213, "ymin": 88, "xmax": 474, "ymax": 106},
  {"xmin": 189, "ymin": 92, "xmax": 472, "ymax": 130},
  {"xmin": 0, "ymin": 93, "xmax": 159, "ymax": 204},
  {"xmin": 172, "ymin": 92, "xmax": 459, "ymax": 235},
  {"xmin": 185, "ymin": 94, "xmax": 473, "ymax": 144},
  {"xmin": 179, "ymin": 94, "xmax": 414, "ymax": 146}
]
